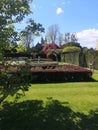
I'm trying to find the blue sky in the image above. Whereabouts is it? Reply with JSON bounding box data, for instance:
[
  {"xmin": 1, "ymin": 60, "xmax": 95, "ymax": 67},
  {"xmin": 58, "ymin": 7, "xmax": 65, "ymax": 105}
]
[{"xmin": 16, "ymin": 0, "xmax": 98, "ymax": 48}]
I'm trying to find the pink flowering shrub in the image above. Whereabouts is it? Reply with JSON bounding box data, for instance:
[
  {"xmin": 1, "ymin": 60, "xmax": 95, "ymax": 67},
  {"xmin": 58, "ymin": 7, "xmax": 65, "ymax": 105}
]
[{"xmin": 43, "ymin": 43, "xmax": 60, "ymax": 58}]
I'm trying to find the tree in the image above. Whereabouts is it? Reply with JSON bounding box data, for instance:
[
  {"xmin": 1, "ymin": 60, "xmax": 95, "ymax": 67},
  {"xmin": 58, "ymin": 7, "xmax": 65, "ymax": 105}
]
[
  {"xmin": 0, "ymin": 61, "xmax": 31, "ymax": 104},
  {"xmin": 71, "ymin": 33, "xmax": 78, "ymax": 42},
  {"xmin": 16, "ymin": 43, "xmax": 27, "ymax": 53},
  {"xmin": 0, "ymin": 0, "xmax": 44, "ymax": 104},
  {"xmin": 43, "ymin": 43, "xmax": 60, "ymax": 59},
  {"xmin": 64, "ymin": 33, "xmax": 70, "ymax": 43},
  {"xmin": 64, "ymin": 33, "xmax": 78, "ymax": 43},
  {"xmin": 46, "ymin": 24, "xmax": 60, "ymax": 43},
  {"xmin": 58, "ymin": 33, "xmax": 63, "ymax": 47},
  {"xmin": 40, "ymin": 37, "xmax": 45, "ymax": 45},
  {"xmin": 20, "ymin": 30, "xmax": 34, "ymax": 52},
  {"xmin": 20, "ymin": 19, "xmax": 45, "ymax": 51},
  {"xmin": 0, "ymin": 0, "xmax": 32, "ymax": 51}
]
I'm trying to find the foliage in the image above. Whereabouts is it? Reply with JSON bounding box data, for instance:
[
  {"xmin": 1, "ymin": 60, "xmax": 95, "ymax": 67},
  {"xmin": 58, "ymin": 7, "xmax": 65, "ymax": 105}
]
[
  {"xmin": 62, "ymin": 46, "xmax": 81, "ymax": 53},
  {"xmin": 62, "ymin": 46, "xmax": 81, "ymax": 64},
  {"xmin": 29, "ymin": 64, "xmax": 92, "ymax": 82},
  {"xmin": 85, "ymin": 49, "xmax": 98, "ymax": 69},
  {"xmin": 62, "ymin": 53, "xmax": 79, "ymax": 65},
  {"xmin": 77, "ymin": 48, "xmax": 98, "ymax": 69},
  {"xmin": 64, "ymin": 33, "xmax": 78, "ymax": 43},
  {"xmin": 0, "ymin": 60, "xmax": 32, "ymax": 104},
  {"xmin": 61, "ymin": 46, "xmax": 98, "ymax": 68},
  {"xmin": 16, "ymin": 43, "xmax": 27, "ymax": 53},
  {"xmin": 35, "ymin": 50, "xmax": 46, "ymax": 58},
  {"xmin": 0, "ymin": 63, "xmax": 92, "ymax": 88},
  {"xmin": 3, "ymin": 52, "xmax": 33, "ymax": 58},
  {"xmin": 20, "ymin": 19, "xmax": 45, "ymax": 51},
  {"xmin": 79, "ymin": 50, "xmax": 87, "ymax": 67},
  {"xmin": 47, "ymin": 49, "xmax": 62, "ymax": 61},
  {"xmin": 0, "ymin": 0, "xmax": 32, "ymax": 50},
  {"xmin": 58, "ymin": 33, "xmax": 63, "ymax": 46},
  {"xmin": 43, "ymin": 43, "xmax": 60, "ymax": 58},
  {"xmin": 0, "ymin": 53, "xmax": 3, "ymax": 60},
  {"xmin": 62, "ymin": 42, "xmax": 81, "ymax": 48}
]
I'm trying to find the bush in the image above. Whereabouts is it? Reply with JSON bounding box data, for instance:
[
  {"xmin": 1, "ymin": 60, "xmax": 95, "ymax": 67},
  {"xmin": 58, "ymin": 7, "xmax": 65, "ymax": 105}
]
[
  {"xmin": 0, "ymin": 63, "xmax": 93, "ymax": 84},
  {"xmin": 30, "ymin": 64, "xmax": 92, "ymax": 82}
]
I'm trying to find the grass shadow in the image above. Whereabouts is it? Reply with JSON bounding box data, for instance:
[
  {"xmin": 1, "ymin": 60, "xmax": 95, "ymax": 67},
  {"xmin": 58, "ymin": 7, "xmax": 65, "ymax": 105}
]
[{"xmin": 0, "ymin": 99, "xmax": 98, "ymax": 130}]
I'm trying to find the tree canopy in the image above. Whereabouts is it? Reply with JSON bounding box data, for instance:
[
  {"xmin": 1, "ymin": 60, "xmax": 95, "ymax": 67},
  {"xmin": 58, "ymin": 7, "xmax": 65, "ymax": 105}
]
[
  {"xmin": 46, "ymin": 24, "xmax": 60, "ymax": 43},
  {"xmin": 62, "ymin": 46, "xmax": 81, "ymax": 53},
  {"xmin": 20, "ymin": 19, "xmax": 45, "ymax": 51},
  {"xmin": 0, "ymin": 0, "xmax": 45, "ymax": 104},
  {"xmin": 0, "ymin": 0, "xmax": 32, "ymax": 50},
  {"xmin": 64, "ymin": 33, "xmax": 78, "ymax": 43}
]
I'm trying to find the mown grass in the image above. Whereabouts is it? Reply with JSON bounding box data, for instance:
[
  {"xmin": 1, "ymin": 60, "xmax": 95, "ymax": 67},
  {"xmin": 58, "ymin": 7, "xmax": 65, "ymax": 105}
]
[{"xmin": 6, "ymin": 70, "xmax": 98, "ymax": 114}]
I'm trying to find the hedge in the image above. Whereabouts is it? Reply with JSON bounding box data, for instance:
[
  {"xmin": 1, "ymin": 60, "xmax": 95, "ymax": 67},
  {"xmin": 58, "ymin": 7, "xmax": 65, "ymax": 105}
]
[{"xmin": 0, "ymin": 64, "xmax": 92, "ymax": 83}]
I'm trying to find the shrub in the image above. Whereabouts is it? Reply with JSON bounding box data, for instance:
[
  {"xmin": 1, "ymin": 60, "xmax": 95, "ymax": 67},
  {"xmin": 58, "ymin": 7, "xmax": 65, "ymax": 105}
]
[
  {"xmin": 0, "ymin": 63, "xmax": 93, "ymax": 84},
  {"xmin": 0, "ymin": 61, "xmax": 31, "ymax": 104}
]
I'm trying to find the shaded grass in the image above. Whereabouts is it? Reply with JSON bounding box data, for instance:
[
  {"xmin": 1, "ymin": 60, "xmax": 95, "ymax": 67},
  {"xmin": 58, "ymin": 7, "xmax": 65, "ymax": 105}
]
[
  {"xmin": 4, "ymin": 70, "xmax": 98, "ymax": 114},
  {"xmin": 1, "ymin": 70, "xmax": 98, "ymax": 130},
  {"xmin": 2, "ymin": 99, "xmax": 98, "ymax": 130}
]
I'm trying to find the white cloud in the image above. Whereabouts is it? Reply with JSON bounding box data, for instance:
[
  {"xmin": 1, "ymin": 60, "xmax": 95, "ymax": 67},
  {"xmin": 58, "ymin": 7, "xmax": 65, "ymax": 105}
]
[
  {"xmin": 56, "ymin": 7, "xmax": 64, "ymax": 14},
  {"xmin": 77, "ymin": 29, "xmax": 98, "ymax": 48}
]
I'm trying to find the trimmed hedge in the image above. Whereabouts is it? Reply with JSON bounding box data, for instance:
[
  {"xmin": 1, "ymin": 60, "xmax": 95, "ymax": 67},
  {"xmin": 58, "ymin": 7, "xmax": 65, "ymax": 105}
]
[
  {"xmin": 30, "ymin": 71, "xmax": 92, "ymax": 82},
  {"xmin": 4, "ymin": 52, "xmax": 33, "ymax": 58},
  {"xmin": 0, "ymin": 64, "xmax": 92, "ymax": 83}
]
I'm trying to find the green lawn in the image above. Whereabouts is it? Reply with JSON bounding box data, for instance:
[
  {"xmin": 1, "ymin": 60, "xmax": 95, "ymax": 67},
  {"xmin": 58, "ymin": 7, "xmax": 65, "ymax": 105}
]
[
  {"xmin": 0, "ymin": 71, "xmax": 98, "ymax": 130},
  {"xmin": 6, "ymin": 71, "xmax": 98, "ymax": 114}
]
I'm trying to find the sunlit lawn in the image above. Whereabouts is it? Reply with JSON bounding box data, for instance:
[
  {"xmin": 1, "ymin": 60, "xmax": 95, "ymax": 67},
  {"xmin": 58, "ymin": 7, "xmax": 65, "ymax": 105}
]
[{"xmin": 6, "ymin": 70, "xmax": 98, "ymax": 114}]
